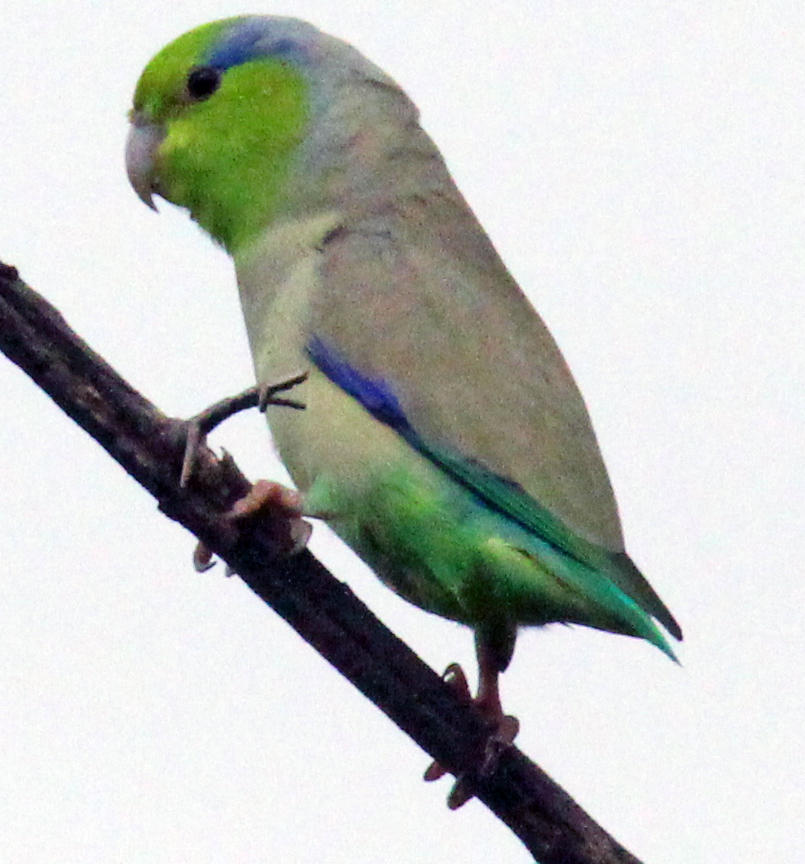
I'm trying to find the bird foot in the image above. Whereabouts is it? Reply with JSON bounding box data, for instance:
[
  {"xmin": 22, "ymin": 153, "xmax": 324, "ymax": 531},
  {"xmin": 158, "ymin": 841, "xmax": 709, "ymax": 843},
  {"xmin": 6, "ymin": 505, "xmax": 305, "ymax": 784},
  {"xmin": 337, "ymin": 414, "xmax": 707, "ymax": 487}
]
[
  {"xmin": 175, "ymin": 372, "xmax": 308, "ymax": 487},
  {"xmin": 423, "ymin": 663, "xmax": 519, "ymax": 809},
  {"xmin": 192, "ymin": 479, "xmax": 312, "ymax": 573}
]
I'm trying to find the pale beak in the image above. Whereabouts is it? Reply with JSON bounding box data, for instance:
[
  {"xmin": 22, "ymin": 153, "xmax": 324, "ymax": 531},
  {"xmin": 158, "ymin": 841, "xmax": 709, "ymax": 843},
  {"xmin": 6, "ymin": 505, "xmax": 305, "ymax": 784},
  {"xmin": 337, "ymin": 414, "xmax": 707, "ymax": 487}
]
[{"xmin": 125, "ymin": 115, "xmax": 165, "ymax": 211}]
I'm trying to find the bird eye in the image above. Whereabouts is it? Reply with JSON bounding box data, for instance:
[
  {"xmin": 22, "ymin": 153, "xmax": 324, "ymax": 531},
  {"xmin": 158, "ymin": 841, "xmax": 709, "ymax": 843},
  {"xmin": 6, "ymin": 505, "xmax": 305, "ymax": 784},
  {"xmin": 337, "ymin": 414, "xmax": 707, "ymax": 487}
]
[{"xmin": 186, "ymin": 66, "xmax": 221, "ymax": 100}]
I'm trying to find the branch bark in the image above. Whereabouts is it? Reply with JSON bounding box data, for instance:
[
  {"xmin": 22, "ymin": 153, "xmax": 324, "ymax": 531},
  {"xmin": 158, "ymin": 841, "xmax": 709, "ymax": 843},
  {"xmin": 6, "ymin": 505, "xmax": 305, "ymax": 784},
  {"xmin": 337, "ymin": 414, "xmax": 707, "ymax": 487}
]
[{"xmin": 0, "ymin": 260, "xmax": 643, "ymax": 864}]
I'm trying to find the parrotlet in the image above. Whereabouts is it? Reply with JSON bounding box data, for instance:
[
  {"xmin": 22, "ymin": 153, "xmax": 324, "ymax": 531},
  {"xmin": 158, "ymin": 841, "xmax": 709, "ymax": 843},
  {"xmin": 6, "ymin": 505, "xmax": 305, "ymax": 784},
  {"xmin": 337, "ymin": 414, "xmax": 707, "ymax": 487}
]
[{"xmin": 126, "ymin": 15, "xmax": 681, "ymax": 787}]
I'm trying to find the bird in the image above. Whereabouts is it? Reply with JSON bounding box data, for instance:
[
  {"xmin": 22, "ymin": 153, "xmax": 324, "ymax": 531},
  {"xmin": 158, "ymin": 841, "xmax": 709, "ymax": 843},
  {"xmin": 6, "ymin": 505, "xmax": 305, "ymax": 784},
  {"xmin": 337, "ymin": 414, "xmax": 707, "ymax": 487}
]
[{"xmin": 126, "ymin": 15, "xmax": 682, "ymax": 804}]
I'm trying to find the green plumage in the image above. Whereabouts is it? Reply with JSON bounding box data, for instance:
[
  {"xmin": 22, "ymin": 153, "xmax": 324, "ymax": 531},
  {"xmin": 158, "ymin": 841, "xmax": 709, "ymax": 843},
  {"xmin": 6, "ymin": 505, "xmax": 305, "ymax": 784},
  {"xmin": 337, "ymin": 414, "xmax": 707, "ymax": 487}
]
[{"xmin": 126, "ymin": 16, "xmax": 682, "ymax": 682}]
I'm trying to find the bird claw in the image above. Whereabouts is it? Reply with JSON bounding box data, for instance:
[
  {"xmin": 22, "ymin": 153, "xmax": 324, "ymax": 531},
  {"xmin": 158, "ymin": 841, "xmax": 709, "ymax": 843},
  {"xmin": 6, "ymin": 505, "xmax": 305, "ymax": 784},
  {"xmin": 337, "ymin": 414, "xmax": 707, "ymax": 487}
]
[
  {"xmin": 189, "ymin": 479, "xmax": 311, "ymax": 573},
  {"xmin": 192, "ymin": 541, "xmax": 239, "ymax": 576},
  {"xmin": 180, "ymin": 421, "xmax": 204, "ymax": 488},
  {"xmin": 427, "ymin": 713, "xmax": 519, "ymax": 809},
  {"xmin": 422, "ymin": 662, "xmax": 473, "ymax": 781},
  {"xmin": 257, "ymin": 370, "xmax": 308, "ymax": 412},
  {"xmin": 424, "ymin": 661, "xmax": 519, "ymax": 808},
  {"xmin": 446, "ymin": 775, "xmax": 478, "ymax": 810},
  {"xmin": 171, "ymin": 375, "xmax": 310, "ymax": 571},
  {"xmin": 422, "ymin": 761, "xmax": 448, "ymax": 783},
  {"xmin": 175, "ymin": 372, "xmax": 308, "ymax": 488},
  {"xmin": 442, "ymin": 662, "xmax": 472, "ymax": 701},
  {"xmin": 479, "ymin": 713, "xmax": 519, "ymax": 777},
  {"xmin": 226, "ymin": 479, "xmax": 311, "ymax": 563},
  {"xmin": 228, "ymin": 479, "xmax": 312, "ymax": 555},
  {"xmin": 192, "ymin": 542, "xmax": 216, "ymax": 572}
]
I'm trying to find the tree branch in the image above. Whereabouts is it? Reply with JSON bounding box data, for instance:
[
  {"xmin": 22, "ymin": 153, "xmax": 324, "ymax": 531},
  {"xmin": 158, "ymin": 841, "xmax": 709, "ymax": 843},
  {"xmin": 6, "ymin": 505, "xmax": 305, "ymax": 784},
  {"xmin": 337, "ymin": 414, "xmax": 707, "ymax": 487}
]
[{"xmin": 0, "ymin": 260, "xmax": 643, "ymax": 864}]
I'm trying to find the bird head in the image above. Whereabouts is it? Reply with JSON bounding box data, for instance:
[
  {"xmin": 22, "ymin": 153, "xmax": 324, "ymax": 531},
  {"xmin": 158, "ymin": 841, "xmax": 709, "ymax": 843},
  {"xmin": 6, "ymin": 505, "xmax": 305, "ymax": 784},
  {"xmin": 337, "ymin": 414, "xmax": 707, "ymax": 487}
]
[{"xmin": 127, "ymin": 16, "xmax": 403, "ymax": 254}]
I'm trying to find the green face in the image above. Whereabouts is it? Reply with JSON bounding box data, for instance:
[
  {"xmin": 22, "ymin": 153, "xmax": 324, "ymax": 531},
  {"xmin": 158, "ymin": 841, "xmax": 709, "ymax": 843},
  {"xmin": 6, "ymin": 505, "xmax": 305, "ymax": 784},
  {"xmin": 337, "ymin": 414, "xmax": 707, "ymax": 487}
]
[{"xmin": 130, "ymin": 20, "xmax": 310, "ymax": 253}]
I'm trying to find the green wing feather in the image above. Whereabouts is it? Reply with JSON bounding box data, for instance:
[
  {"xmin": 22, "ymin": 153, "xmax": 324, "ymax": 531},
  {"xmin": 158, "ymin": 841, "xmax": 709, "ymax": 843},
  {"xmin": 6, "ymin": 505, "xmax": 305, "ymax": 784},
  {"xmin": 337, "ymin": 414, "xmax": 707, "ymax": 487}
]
[
  {"xmin": 422, "ymin": 440, "xmax": 681, "ymax": 640},
  {"xmin": 311, "ymin": 192, "xmax": 681, "ymax": 644}
]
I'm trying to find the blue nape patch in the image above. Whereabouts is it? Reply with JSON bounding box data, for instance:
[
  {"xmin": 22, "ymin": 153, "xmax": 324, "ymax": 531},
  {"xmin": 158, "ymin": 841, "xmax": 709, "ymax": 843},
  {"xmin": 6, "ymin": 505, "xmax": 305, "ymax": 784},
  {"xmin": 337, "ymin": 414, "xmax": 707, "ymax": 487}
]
[
  {"xmin": 205, "ymin": 16, "xmax": 313, "ymax": 70},
  {"xmin": 307, "ymin": 336, "xmax": 410, "ymax": 431}
]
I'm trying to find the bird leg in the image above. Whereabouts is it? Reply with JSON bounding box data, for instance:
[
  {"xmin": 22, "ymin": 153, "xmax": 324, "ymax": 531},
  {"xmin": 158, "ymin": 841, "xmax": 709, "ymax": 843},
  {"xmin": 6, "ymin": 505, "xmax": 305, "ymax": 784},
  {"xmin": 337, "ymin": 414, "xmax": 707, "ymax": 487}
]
[
  {"xmin": 172, "ymin": 371, "xmax": 309, "ymax": 571},
  {"xmin": 178, "ymin": 371, "xmax": 308, "ymax": 487},
  {"xmin": 424, "ymin": 633, "xmax": 519, "ymax": 809}
]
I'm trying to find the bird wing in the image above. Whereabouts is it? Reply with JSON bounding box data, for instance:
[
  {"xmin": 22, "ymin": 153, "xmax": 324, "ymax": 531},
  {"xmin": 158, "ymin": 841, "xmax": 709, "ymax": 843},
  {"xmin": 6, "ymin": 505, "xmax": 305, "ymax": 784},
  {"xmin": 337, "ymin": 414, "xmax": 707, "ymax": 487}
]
[{"xmin": 307, "ymin": 187, "xmax": 681, "ymax": 640}]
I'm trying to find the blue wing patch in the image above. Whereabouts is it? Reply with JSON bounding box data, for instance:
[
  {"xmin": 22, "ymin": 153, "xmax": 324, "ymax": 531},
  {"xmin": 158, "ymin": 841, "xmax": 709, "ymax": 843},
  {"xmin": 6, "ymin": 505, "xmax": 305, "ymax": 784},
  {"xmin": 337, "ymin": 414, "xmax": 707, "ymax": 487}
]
[{"xmin": 307, "ymin": 335, "xmax": 411, "ymax": 432}]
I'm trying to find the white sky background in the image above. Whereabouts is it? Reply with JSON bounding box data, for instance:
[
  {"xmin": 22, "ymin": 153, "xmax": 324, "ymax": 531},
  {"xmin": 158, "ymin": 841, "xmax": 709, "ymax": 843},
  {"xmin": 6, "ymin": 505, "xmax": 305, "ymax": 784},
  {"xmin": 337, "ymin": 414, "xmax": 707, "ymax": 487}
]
[{"xmin": 1, "ymin": 1, "xmax": 803, "ymax": 861}]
